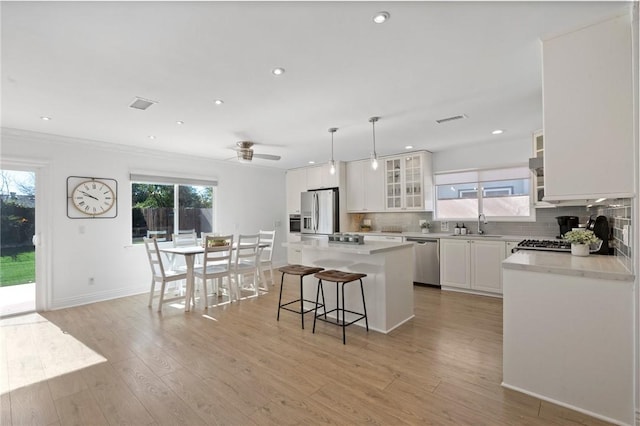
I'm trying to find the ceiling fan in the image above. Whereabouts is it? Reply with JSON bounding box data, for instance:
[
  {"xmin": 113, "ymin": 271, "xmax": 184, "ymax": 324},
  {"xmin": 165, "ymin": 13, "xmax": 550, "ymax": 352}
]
[{"xmin": 234, "ymin": 141, "xmax": 281, "ymax": 162}]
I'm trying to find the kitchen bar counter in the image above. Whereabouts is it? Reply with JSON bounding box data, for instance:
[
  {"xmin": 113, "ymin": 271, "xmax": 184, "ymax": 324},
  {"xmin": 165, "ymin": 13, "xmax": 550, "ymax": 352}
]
[
  {"xmin": 503, "ymin": 251, "xmax": 633, "ymax": 281},
  {"xmin": 282, "ymin": 240, "xmax": 414, "ymax": 334},
  {"xmin": 502, "ymin": 252, "xmax": 634, "ymax": 425}
]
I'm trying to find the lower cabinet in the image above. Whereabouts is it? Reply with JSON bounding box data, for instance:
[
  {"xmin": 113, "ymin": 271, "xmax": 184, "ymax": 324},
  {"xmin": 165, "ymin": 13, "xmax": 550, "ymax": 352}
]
[
  {"xmin": 287, "ymin": 233, "xmax": 302, "ymax": 264},
  {"xmin": 440, "ymin": 238, "xmax": 506, "ymax": 295}
]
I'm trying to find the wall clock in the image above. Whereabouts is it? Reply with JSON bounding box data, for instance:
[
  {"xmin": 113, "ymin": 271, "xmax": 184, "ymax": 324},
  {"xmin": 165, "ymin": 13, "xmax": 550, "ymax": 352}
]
[{"xmin": 67, "ymin": 176, "xmax": 118, "ymax": 219}]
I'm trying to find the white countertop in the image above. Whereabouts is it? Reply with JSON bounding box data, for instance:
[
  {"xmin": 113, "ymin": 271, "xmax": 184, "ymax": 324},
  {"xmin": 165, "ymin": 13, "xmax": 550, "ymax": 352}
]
[
  {"xmin": 502, "ymin": 251, "xmax": 634, "ymax": 282},
  {"xmin": 283, "ymin": 240, "xmax": 413, "ymax": 255}
]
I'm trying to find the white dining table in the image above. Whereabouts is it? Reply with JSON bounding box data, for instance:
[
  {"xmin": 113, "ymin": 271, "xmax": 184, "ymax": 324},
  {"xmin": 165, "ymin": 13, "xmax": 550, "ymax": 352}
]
[{"xmin": 160, "ymin": 243, "xmax": 268, "ymax": 312}]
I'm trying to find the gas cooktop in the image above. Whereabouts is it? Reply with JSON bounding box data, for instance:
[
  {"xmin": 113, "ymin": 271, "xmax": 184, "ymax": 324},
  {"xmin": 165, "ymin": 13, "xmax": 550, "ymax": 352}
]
[{"xmin": 514, "ymin": 239, "xmax": 572, "ymax": 252}]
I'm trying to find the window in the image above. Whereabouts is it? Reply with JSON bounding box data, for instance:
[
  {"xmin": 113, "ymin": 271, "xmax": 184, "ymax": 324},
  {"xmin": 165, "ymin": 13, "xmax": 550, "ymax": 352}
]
[
  {"xmin": 434, "ymin": 167, "xmax": 533, "ymax": 221},
  {"xmin": 130, "ymin": 173, "xmax": 216, "ymax": 243}
]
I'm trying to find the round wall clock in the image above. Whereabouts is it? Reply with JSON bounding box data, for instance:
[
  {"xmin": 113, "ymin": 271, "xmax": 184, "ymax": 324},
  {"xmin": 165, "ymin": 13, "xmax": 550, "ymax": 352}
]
[{"xmin": 67, "ymin": 176, "xmax": 118, "ymax": 219}]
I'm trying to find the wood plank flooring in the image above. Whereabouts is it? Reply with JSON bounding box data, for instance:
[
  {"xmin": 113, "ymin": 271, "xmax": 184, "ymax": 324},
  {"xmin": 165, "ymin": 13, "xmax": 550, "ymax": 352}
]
[{"xmin": 1, "ymin": 274, "xmax": 613, "ymax": 425}]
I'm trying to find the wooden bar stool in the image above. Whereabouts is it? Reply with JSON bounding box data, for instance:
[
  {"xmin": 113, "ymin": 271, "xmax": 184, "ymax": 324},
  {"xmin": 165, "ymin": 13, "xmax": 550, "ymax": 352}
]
[
  {"xmin": 277, "ymin": 264, "xmax": 325, "ymax": 329},
  {"xmin": 312, "ymin": 270, "xmax": 369, "ymax": 344}
]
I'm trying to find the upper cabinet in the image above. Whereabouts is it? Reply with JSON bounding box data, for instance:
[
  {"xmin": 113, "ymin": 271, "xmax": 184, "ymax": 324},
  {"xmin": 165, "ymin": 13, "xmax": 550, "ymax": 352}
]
[
  {"xmin": 543, "ymin": 13, "xmax": 634, "ymax": 200},
  {"xmin": 285, "ymin": 168, "xmax": 307, "ymax": 214},
  {"xmin": 384, "ymin": 151, "xmax": 433, "ymax": 211},
  {"xmin": 306, "ymin": 163, "xmax": 341, "ymax": 190},
  {"xmin": 286, "ymin": 162, "xmax": 345, "ymax": 215},
  {"xmin": 345, "ymin": 159, "xmax": 384, "ymax": 212}
]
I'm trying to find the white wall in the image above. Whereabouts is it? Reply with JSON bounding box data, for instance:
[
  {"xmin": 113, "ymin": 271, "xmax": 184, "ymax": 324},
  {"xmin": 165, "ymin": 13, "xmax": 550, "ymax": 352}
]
[
  {"xmin": 432, "ymin": 136, "xmax": 532, "ymax": 172},
  {"xmin": 1, "ymin": 129, "xmax": 287, "ymax": 310}
]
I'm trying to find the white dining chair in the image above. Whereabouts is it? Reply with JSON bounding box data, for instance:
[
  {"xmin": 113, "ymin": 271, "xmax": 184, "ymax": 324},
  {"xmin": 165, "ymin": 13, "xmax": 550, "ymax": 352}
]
[
  {"xmin": 143, "ymin": 237, "xmax": 189, "ymax": 312},
  {"xmin": 171, "ymin": 232, "xmax": 200, "ymax": 270},
  {"xmin": 147, "ymin": 230, "xmax": 168, "ymax": 242},
  {"xmin": 194, "ymin": 234, "xmax": 234, "ymax": 308},
  {"xmin": 233, "ymin": 234, "xmax": 261, "ymax": 300},
  {"xmin": 258, "ymin": 230, "xmax": 276, "ymax": 289}
]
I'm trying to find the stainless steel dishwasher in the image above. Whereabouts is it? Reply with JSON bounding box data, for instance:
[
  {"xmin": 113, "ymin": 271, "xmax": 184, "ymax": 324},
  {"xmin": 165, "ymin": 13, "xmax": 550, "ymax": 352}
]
[{"xmin": 405, "ymin": 237, "xmax": 440, "ymax": 286}]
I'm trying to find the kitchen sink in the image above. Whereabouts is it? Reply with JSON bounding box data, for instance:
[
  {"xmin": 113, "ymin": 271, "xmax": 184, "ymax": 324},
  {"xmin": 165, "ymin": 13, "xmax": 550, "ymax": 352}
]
[{"xmin": 449, "ymin": 234, "xmax": 502, "ymax": 238}]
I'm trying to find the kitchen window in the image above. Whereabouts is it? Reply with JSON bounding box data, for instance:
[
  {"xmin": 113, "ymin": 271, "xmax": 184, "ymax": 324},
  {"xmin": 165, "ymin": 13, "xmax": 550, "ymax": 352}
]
[
  {"xmin": 130, "ymin": 173, "xmax": 217, "ymax": 243},
  {"xmin": 434, "ymin": 167, "xmax": 533, "ymax": 221}
]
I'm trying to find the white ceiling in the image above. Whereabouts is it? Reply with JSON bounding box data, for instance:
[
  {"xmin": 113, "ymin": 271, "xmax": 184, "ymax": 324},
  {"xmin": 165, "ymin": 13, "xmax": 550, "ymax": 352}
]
[{"xmin": 1, "ymin": 1, "xmax": 630, "ymax": 170}]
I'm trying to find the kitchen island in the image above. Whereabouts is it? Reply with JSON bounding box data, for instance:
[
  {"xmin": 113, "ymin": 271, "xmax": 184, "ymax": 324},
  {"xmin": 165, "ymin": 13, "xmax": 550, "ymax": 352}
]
[
  {"xmin": 282, "ymin": 239, "xmax": 414, "ymax": 333},
  {"xmin": 502, "ymin": 251, "xmax": 634, "ymax": 426}
]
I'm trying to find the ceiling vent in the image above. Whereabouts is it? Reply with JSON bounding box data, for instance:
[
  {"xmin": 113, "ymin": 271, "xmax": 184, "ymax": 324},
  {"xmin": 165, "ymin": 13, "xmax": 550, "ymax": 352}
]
[
  {"xmin": 436, "ymin": 114, "xmax": 467, "ymax": 124},
  {"xmin": 128, "ymin": 97, "xmax": 158, "ymax": 111}
]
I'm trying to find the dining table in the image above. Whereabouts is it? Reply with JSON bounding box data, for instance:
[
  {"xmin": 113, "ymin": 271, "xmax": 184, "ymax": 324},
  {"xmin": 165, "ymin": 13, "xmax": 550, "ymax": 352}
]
[{"xmin": 159, "ymin": 242, "xmax": 268, "ymax": 312}]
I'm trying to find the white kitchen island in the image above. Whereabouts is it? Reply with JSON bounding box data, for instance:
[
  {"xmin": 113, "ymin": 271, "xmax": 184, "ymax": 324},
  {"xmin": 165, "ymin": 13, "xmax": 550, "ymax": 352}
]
[
  {"xmin": 502, "ymin": 251, "xmax": 635, "ymax": 426},
  {"xmin": 282, "ymin": 240, "xmax": 414, "ymax": 334}
]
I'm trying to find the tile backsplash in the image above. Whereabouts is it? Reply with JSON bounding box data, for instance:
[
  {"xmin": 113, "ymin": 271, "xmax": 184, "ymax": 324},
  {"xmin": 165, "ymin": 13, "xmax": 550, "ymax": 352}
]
[{"xmin": 349, "ymin": 199, "xmax": 633, "ymax": 272}]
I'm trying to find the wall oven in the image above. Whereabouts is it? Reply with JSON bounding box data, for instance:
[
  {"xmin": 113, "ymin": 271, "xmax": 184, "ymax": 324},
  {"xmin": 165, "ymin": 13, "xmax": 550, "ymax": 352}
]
[{"xmin": 289, "ymin": 214, "xmax": 301, "ymax": 233}]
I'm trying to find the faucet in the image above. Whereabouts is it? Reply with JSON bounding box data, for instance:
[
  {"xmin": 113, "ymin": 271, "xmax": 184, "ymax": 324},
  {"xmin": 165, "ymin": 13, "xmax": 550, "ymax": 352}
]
[{"xmin": 478, "ymin": 213, "xmax": 487, "ymax": 234}]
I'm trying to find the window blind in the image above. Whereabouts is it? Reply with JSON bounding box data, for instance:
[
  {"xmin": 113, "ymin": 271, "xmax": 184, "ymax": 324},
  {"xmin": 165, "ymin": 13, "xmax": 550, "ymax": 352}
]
[{"xmin": 130, "ymin": 173, "xmax": 218, "ymax": 187}]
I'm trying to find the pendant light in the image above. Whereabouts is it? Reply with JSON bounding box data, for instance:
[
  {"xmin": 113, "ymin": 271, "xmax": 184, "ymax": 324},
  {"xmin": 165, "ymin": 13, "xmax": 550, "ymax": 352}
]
[
  {"xmin": 328, "ymin": 127, "xmax": 338, "ymax": 175},
  {"xmin": 369, "ymin": 116, "xmax": 380, "ymax": 170}
]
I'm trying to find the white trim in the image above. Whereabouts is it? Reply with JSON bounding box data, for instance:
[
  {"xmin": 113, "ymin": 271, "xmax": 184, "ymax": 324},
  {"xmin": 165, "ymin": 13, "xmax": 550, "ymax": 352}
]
[
  {"xmin": 50, "ymin": 286, "xmax": 148, "ymax": 310},
  {"xmin": 0, "ymin": 157, "xmax": 53, "ymax": 312},
  {"xmin": 501, "ymin": 382, "xmax": 633, "ymax": 426}
]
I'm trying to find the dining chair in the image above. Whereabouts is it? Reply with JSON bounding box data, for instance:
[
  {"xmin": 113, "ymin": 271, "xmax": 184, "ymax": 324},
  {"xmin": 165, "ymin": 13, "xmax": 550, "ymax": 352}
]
[
  {"xmin": 233, "ymin": 234, "xmax": 261, "ymax": 300},
  {"xmin": 143, "ymin": 237, "xmax": 189, "ymax": 312},
  {"xmin": 194, "ymin": 234, "xmax": 234, "ymax": 308},
  {"xmin": 171, "ymin": 232, "xmax": 200, "ymax": 270},
  {"xmin": 146, "ymin": 230, "xmax": 168, "ymax": 242},
  {"xmin": 258, "ymin": 230, "xmax": 276, "ymax": 289}
]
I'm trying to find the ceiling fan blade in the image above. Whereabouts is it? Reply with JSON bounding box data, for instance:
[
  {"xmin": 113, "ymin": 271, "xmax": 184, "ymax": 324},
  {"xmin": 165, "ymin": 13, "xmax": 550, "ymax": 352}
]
[{"xmin": 253, "ymin": 153, "xmax": 281, "ymax": 161}]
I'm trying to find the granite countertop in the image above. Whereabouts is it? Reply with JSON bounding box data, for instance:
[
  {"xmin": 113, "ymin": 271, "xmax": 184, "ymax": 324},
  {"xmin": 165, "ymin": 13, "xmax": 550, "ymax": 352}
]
[
  {"xmin": 283, "ymin": 239, "xmax": 413, "ymax": 255},
  {"xmin": 502, "ymin": 251, "xmax": 634, "ymax": 282},
  {"xmin": 357, "ymin": 231, "xmax": 542, "ymax": 242}
]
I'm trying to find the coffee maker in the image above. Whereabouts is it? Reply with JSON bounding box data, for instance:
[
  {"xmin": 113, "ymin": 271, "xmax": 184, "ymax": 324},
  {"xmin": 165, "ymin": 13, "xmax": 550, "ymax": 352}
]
[
  {"xmin": 556, "ymin": 216, "xmax": 579, "ymax": 238},
  {"xmin": 586, "ymin": 215, "xmax": 611, "ymax": 255}
]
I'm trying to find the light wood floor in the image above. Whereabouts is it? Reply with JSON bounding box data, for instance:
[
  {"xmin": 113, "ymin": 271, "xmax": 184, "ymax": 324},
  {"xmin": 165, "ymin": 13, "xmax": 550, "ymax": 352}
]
[{"xmin": 1, "ymin": 273, "xmax": 612, "ymax": 426}]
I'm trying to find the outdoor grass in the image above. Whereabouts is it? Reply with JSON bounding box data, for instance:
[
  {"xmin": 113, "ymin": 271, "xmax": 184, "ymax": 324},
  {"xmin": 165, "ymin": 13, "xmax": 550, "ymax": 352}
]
[{"xmin": 0, "ymin": 249, "xmax": 35, "ymax": 286}]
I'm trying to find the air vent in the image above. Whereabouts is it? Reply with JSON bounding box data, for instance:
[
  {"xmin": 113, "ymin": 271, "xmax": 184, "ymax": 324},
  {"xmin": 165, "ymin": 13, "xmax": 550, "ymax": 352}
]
[
  {"xmin": 128, "ymin": 97, "xmax": 158, "ymax": 111},
  {"xmin": 436, "ymin": 114, "xmax": 467, "ymax": 124}
]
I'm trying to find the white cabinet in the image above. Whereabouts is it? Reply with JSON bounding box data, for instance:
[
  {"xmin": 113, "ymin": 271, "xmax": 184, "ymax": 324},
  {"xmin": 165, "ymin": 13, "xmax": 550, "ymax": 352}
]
[
  {"xmin": 287, "ymin": 233, "xmax": 302, "ymax": 264},
  {"xmin": 440, "ymin": 238, "xmax": 505, "ymax": 294},
  {"xmin": 286, "ymin": 163, "xmax": 344, "ymax": 214},
  {"xmin": 543, "ymin": 13, "xmax": 633, "ymax": 200},
  {"xmin": 383, "ymin": 152, "xmax": 433, "ymax": 211},
  {"xmin": 306, "ymin": 163, "xmax": 340, "ymax": 190},
  {"xmin": 346, "ymin": 160, "xmax": 384, "ymax": 212},
  {"xmin": 286, "ymin": 168, "xmax": 307, "ymax": 214}
]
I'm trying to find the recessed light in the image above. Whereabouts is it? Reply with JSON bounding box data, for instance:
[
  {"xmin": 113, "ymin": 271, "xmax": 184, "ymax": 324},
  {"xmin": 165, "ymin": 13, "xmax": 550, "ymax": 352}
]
[
  {"xmin": 148, "ymin": 135, "xmax": 156, "ymax": 140},
  {"xmin": 272, "ymin": 67, "xmax": 285, "ymax": 76},
  {"xmin": 214, "ymin": 99, "xmax": 224, "ymax": 105},
  {"xmin": 373, "ymin": 11, "xmax": 390, "ymax": 24},
  {"xmin": 405, "ymin": 145, "xmax": 413, "ymax": 150},
  {"xmin": 308, "ymin": 161, "xmax": 315, "ymax": 164},
  {"xmin": 176, "ymin": 121, "xmax": 184, "ymax": 125},
  {"xmin": 492, "ymin": 129, "xmax": 504, "ymax": 135},
  {"xmin": 40, "ymin": 116, "xmax": 51, "ymax": 121}
]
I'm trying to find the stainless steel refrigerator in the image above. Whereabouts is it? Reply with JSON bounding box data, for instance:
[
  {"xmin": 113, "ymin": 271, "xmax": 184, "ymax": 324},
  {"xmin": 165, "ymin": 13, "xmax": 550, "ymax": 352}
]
[{"xmin": 301, "ymin": 188, "xmax": 339, "ymax": 235}]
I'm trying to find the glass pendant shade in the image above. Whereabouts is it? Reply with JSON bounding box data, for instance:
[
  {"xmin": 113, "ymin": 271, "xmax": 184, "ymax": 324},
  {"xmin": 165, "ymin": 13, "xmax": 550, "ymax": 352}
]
[
  {"xmin": 369, "ymin": 116, "xmax": 380, "ymax": 170},
  {"xmin": 328, "ymin": 127, "xmax": 338, "ymax": 175}
]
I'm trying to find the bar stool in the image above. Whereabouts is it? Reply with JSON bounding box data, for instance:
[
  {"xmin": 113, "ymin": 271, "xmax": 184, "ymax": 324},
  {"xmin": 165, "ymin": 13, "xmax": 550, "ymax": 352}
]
[
  {"xmin": 277, "ymin": 264, "xmax": 325, "ymax": 329},
  {"xmin": 312, "ymin": 270, "xmax": 369, "ymax": 344}
]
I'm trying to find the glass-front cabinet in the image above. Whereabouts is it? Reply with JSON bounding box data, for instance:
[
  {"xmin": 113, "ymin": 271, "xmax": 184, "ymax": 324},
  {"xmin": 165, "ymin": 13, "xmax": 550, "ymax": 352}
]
[{"xmin": 384, "ymin": 152, "xmax": 433, "ymax": 211}]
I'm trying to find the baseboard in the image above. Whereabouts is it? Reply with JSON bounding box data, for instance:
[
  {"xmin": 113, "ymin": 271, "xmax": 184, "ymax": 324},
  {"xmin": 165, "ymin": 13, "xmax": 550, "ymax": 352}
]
[
  {"xmin": 501, "ymin": 382, "xmax": 632, "ymax": 426},
  {"xmin": 51, "ymin": 285, "xmax": 148, "ymax": 310}
]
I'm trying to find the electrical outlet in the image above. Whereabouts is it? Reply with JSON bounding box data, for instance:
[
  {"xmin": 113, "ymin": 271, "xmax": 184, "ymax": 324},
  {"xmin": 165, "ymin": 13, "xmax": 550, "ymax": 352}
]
[{"xmin": 440, "ymin": 221, "xmax": 449, "ymax": 232}]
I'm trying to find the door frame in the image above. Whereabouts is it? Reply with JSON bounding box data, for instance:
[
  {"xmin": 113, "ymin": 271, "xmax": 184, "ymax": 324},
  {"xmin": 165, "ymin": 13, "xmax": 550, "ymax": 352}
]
[{"xmin": 1, "ymin": 157, "xmax": 52, "ymax": 311}]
